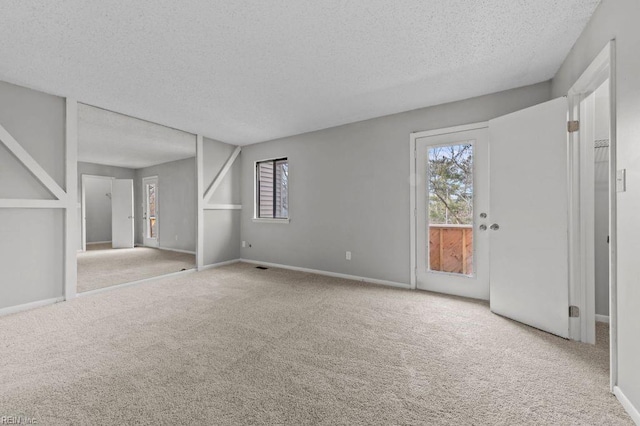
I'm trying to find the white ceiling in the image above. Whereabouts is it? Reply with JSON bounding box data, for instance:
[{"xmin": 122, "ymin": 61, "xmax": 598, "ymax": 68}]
[
  {"xmin": 0, "ymin": 1, "xmax": 600, "ymax": 145},
  {"xmin": 78, "ymin": 104, "xmax": 195, "ymax": 169}
]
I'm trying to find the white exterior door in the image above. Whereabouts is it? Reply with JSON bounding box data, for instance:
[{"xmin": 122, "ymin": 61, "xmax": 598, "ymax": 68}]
[
  {"xmin": 415, "ymin": 126, "xmax": 490, "ymax": 300},
  {"xmin": 488, "ymin": 97, "xmax": 570, "ymax": 338},
  {"xmin": 111, "ymin": 179, "xmax": 134, "ymax": 249},
  {"xmin": 142, "ymin": 176, "xmax": 159, "ymax": 247}
]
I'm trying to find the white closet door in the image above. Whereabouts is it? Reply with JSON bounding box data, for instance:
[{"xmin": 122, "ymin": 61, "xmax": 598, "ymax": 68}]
[
  {"xmin": 111, "ymin": 179, "xmax": 134, "ymax": 249},
  {"xmin": 488, "ymin": 97, "xmax": 570, "ymax": 338}
]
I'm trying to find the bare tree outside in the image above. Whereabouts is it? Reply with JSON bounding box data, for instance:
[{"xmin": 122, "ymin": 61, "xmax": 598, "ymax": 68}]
[
  {"xmin": 428, "ymin": 144, "xmax": 473, "ymax": 225},
  {"xmin": 279, "ymin": 162, "xmax": 288, "ymax": 217}
]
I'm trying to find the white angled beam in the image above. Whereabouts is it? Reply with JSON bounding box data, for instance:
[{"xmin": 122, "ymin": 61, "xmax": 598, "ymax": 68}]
[
  {"xmin": 203, "ymin": 146, "xmax": 241, "ymax": 203},
  {"xmin": 0, "ymin": 122, "xmax": 67, "ymax": 202},
  {"xmin": 196, "ymin": 135, "xmax": 204, "ymax": 270},
  {"xmin": 203, "ymin": 204, "xmax": 242, "ymax": 210},
  {"xmin": 0, "ymin": 199, "xmax": 66, "ymax": 209},
  {"xmin": 64, "ymin": 99, "xmax": 78, "ymax": 301}
]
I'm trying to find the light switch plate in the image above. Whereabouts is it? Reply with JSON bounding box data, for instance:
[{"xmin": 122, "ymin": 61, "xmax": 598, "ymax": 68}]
[{"xmin": 617, "ymin": 169, "xmax": 626, "ymax": 193}]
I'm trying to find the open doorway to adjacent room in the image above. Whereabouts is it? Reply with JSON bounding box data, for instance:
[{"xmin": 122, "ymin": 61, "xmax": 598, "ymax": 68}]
[
  {"xmin": 80, "ymin": 174, "xmax": 115, "ymax": 251},
  {"xmin": 567, "ymin": 41, "xmax": 617, "ymax": 390},
  {"xmin": 142, "ymin": 176, "xmax": 159, "ymax": 248},
  {"xmin": 587, "ymin": 80, "xmax": 611, "ymax": 337},
  {"xmin": 571, "ymin": 75, "xmax": 612, "ymax": 359},
  {"xmin": 76, "ymin": 104, "xmax": 197, "ymax": 294}
]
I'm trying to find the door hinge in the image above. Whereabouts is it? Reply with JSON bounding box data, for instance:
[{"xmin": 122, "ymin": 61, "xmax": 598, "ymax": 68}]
[
  {"xmin": 568, "ymin": 121, "xmax": 580, "ymax": 133},
  {"xmin": 569, "ymin": 305, "xmax": 580, "ymax": 318}
]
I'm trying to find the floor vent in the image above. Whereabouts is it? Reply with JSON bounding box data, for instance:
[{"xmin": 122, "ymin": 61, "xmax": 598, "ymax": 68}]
[{"xmin": 255, "ymin": 266, "xmax": 269, "ymax": 270}]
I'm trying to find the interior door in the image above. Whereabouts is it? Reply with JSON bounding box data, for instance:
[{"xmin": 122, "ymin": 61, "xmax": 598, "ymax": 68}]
[
  {"xmin": 415, "ymin": 127, "xmax": 490, "ymax": 300},
  {"xmin": 111, "ymin": 179, "xmax": 134, "ymax": 249},
  {"xmin": 488, "ymin": 97, "xmax": 569, "ymax": 338},
  {"xmin": 142, "ymin": 176, "xmax": 159, "ymax": 247}
]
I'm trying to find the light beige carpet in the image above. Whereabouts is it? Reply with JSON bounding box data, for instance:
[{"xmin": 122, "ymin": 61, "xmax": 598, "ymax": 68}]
[
  {"xmin": 77, "ymin": 246, "xmax": 195, "ymax": 293},
  {"xmin": 0, "ymin": 263, "xmax": 632, "ymax": 425}
]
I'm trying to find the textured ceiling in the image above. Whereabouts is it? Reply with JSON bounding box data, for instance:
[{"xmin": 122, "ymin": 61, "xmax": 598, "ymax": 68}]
[
  {"xmin": 78, "ymin": 104, "xmax": 195, "ymax": 169},
  {"xmin": 0, "ymin": 1, "xmax": 599, "ymax": 145}
]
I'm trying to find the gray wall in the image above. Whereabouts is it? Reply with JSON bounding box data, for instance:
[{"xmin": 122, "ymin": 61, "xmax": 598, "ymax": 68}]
[
  {"xmin": 202, "ymin": 137, "xmax": 242, "ymax": 265},
  {"xmin": 78, "ymin": 162, "xmax": 136, "ymax": 248},
  {"xmin": 552, "ymin": 0, "xmax": 640, "ymax": 410},
  {"xmin": 0, "ymin": 81, "xmax": 65, "ymax": 309},
  {"xmin": 84, "ymin": 177, "xmax": 112, "ymax": 243},
  {"xmin": 78, "ymin": 162, "xmax": 136, "ymax": 191},
  {"xmin": 240, "ymin": 81, "xmax": 552, "ymax": 285},
  {"xmin": 135, "ymin": 157, "xmax": 197, "ymax": 253}
]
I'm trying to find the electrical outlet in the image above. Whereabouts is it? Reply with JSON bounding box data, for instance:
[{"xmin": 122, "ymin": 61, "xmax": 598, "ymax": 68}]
[
  {"xmin": 242, "ymin": 241, "xmax": 246, "ymax": 248},
  {"xmin": 346, "ymin": 251, "xmax": 351, "ymax": 260},
  {"xmin": 175, "ymin": 235, "xmax": 178, "ymax": 241}
]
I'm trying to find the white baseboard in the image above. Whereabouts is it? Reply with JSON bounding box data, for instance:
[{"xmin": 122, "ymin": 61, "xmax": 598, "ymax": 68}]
[
  {"xmin": 87, "ymin": 241, "xmax": 111, "ymax": 245},
  {"xmin": 199, "ymin": 259, "xmax": 241, "ymax": 271},
  {"xmin": 0, "ymin": 297, "xmax": 64, "ymax": 317},
  {"xmin": 596, "ymin": 314, "xmax": 610, "ymax": 323},
  {"xmin": 614, "ymin": 386, "xmax": 640, "ymax": 425},
  {"xmin": 78, "ymin": 268, "xmax": 197, "ymax": 297},
  {"xmin": 239, "ymin": 259, "xmax": 410, "ymax": 289},
  {"xmin": 156, "ymin": 246, "xmax": 196, "ymax": 255}
]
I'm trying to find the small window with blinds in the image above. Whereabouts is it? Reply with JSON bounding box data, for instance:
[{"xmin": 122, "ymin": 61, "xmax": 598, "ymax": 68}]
[{"xmin": 256, "ymin": 158, "xmax": 288, "ymax": 219}]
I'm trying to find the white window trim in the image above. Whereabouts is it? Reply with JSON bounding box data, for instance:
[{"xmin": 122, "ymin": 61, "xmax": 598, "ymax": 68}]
[{"xmin": 252, "ymin": 217, "xmax": 290, "ymax": 224}]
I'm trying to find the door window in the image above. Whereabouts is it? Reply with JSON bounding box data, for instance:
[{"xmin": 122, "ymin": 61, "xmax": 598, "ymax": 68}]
[
  {"xmin": 427, "ymin": 143, "xmax": 474, "ymax": 276},
  {"xmin": 146, "ymin": 182, "xmax": 157, "ymax": 239}
]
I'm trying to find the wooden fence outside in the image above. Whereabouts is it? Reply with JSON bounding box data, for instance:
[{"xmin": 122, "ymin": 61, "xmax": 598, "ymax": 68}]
[{"xmin": 429, "ymin": 224, "xmax": 473, "ymax": 275}]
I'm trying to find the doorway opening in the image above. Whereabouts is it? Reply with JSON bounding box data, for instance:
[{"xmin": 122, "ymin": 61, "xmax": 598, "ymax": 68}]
[
  {"xmin": 76, "ymin": 104, "xmax": 197, "ymax": 294},
  {"xmin": 143, "ymin": 176, "xmax": 159, "ymax": 247},
  {"xmin": 81, "ymin": 174, "xmax": 136, "ymax": 252},
  {"xmin": 413, "ymin": 97, "xmax": 572, "ymax": 340},
  {"xmin": 567, "ymin": 40, "xmax": 617, "ymax": 392},
  {"xmin": 411, "ymin": 124, "xmax": 490, "ymax": 301},
  {"xmin": 80, "ymin": 175, "xmax": 114, "ymax": 251},
  {"xmin": 589, "ymin": 80, "xmax": 611, "ymax": 336}
]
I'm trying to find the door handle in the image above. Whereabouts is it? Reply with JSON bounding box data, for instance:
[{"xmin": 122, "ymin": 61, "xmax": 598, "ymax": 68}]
[
  {"xmin": 490, "ymin": 223, "xmax": 500, "ymax": 230},
  {"xmin": 479, "ymin": 224, "xmax": 487, "ymax": 231}
]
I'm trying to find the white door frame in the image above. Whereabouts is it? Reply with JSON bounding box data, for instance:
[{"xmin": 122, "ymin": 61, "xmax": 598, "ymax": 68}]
[
  {"xmin": 142, "ymin": 175, "xmax": 159, "ymax": 247},
  {"xmin": 80, "ymin": 174, "xmax": 114, "ymax": 251},
  {"xmin": 65, "ymin": 99, "xmax": 78, "ymax": 301},
  {"xmin": 409, "ymin": 122, "xmax": 488, "ymax": 290},
  {"xmin": 567, "ymin": 40, "xmax": 617, "ymax": 389}
]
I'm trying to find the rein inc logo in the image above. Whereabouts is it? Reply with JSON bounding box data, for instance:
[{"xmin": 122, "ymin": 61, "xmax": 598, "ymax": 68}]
[{"xmin": 1, "ymin": 417, "xmax": 37, "ymax": 425}]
